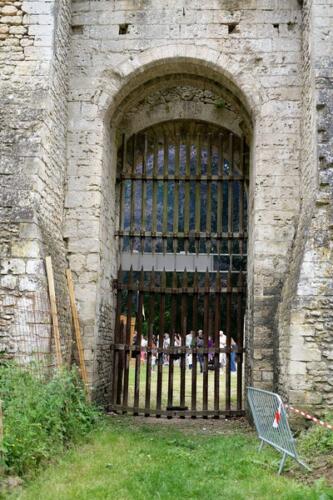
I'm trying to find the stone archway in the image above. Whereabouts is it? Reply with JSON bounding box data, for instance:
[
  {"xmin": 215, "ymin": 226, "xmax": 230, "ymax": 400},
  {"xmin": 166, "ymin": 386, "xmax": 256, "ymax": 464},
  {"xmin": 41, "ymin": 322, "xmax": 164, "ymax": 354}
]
[{"xmin": 65, "ymin": 50, "xmax": 300, "ymax": 404}]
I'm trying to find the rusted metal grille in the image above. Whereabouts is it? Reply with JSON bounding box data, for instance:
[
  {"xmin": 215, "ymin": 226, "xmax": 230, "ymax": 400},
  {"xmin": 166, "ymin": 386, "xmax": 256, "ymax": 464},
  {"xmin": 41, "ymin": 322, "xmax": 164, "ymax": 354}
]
[{"xmin": 111, "ymin": 120, "xmax": 248, "ymax": 417}]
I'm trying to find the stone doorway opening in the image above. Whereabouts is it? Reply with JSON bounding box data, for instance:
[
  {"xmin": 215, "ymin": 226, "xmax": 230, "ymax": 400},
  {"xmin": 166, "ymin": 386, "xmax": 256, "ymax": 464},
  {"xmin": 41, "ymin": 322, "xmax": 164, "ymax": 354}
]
[{"xmin": 110, "ymin": 119, "xmax": 249, "ymax": 417}]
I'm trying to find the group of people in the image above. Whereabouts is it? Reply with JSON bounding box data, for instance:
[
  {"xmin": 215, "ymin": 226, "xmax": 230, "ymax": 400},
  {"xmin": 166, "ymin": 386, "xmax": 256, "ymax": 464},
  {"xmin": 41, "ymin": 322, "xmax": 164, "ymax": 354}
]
[{"xmin": 132, "ymin": 330, "xmax": 237, "ymax": 374}]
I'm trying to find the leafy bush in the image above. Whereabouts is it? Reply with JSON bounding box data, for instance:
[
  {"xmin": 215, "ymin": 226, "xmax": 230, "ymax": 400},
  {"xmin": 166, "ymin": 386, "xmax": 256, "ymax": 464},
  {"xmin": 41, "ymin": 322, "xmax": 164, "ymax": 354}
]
[
  {"xmin": 0, "ymin": 363, "xmax": 101, "ymax": 476},
  {"xmin": 298, "ymin": 413, "xmax": 333, "ymax": 457}
]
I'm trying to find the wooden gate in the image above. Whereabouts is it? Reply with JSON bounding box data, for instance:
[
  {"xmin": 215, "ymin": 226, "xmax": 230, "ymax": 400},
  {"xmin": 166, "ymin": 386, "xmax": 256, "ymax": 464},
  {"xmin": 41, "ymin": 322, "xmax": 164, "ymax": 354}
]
[{"xmin": 111, "ymin": 120, "xmax": 248, "ymax": 417}]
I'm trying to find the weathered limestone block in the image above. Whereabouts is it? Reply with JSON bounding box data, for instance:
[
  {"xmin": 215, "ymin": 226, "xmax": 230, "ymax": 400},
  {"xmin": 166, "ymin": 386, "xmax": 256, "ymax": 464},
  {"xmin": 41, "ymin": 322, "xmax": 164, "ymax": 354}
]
[{"xmin": 1, "ymin": 5, "xmax": 18, "ymax": 15}]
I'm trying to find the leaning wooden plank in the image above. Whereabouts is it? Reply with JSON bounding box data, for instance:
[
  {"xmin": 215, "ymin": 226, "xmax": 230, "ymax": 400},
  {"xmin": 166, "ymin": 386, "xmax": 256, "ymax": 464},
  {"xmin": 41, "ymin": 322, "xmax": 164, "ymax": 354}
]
[
  {"xmin": 45, "ymin": 256, "xmax": 62, "ymax": 368},
  {"xmin": 66, "ymin": 269, "xmax": 89, "ymax": 393}
]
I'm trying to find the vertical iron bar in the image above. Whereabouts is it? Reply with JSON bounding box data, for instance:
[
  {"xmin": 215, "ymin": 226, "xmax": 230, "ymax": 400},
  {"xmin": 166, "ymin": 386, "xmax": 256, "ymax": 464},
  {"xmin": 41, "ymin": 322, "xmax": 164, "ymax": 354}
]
[
  {"xmin": 173, "ymin": 134, "xmax": 180, "ymax": 254},
  {"xmin": 162, "ymin": 135, "xmax": 168, "ymax": 254},
  {"xmin": 228, "ymin": 133, "xmax": 234, "ymax": 256},
  {"xmin": 217, "ymin": 133, "xmax": 223, "ymax": 255},
  {"xmin": 118, "ymin": 134, "xmax": 126, "ymax": 253},
  {"xmin": 195, "ymin": 134, "xmax": 201, "ymax": 255},
  {"xmin": 130, "ymin": 135, "xmax": 137, "ymax": 252},
  {"xmin": 152, "ymin": 134, "xmax": 158, "ymax": 254},
  {"xmin": 184, "ymin": 134, "xmax": 190, "ymax": 253},
  {"xmin": 206, "ymin": 134, "xmax": 212, "ymax": 255},
  {"xmin": 141, "ymin": 134, "xmax": 148, "ymax": 253},
  {"xmin": 239, "ymin": 136, "xmax": 245, "ymax": 256}
]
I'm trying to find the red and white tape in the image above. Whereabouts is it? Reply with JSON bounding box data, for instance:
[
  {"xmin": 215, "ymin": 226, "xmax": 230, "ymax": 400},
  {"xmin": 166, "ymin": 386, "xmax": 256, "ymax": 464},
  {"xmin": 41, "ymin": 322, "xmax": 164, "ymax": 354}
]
[{"xmin": 285, "ymin": 404, "xmax": 333, "ymax": 431}]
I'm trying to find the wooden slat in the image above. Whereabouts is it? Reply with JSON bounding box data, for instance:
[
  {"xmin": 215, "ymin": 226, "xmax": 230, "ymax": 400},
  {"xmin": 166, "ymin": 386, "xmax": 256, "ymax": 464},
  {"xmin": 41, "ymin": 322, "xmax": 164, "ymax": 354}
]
[
  {"xmin": 110, "ymin": 404, "xmax": 245, "ymax": 418},
  {"xmin": 167, "ymin": 270, "xmax": 177, "ymax": 411},
  {"xmin": 134, "ymin": 267, "xmax": 144, "ymax": 413},
  {"xmin": 145, "ymin": 269, "xmax": 154, "ymax": 415},
  {"xmin": 117, "ymin": 320, "xmax": 125, "ymax": 405},
  {"xmin": 156, "ymin": 269, "xmax": 166, "ymax": 416},
  {"xmin": 180, "ymin": 268, "xmax": 187, "ymax": 412},
  {"xmin": 236, "ymin": 271, "xmax": 244, "ymax": 411},
  {"xmin": 112, "ymin": 267, "xmax": 122, "ymax": 406},
  {"xmin": 111, "ymin": 344, "xmax": 244, "ymax": 355},
  {"xmin": 122, "ymin": 267, "xmax": 133, "ymax": 409},
  {"xmin": 45, "ymin": 256, "xmax": 62, "ymax": 368},
  {"xmin": 191, "ymin": 268, "xmax": 198, "ymax": 413},
  {"xmin": 203, "ymin": 268, "xmax": 209, "ymax": 413},
  {"xmin": 66, "ymin": 269, "xmax": 89, "ymax": 393},
  {"xmin": 225, "ymin": 270, "xmax": 232, "ymax": 411},
  {"xmin": 214, "ymin": 270, "xmax": 221, "ymax": 416}
]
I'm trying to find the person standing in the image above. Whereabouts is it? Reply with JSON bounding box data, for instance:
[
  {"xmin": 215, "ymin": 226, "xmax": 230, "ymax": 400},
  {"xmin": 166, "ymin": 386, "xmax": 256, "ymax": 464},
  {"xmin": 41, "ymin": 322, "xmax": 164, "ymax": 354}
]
[
  {"xmin": 197, "ymin": 330, "xmax": 204, "ymax": 373},
  {"xmin": 230, "ymin": 337, "xmax": 237, "ymax": 373},
  {"xmin": 219, "ymin": 330, "xmax": 226, "ymax": 372},
  {"xmin": 186, "ymin": 330, "xmax": 194, "ymax": 369},
  {"xmin": 163, "ymin": 333, "xmax": 170, "ymax": 366},
  {"xmin": 141, "ymin": 335, "xmax": 147, "ymax": 363}
]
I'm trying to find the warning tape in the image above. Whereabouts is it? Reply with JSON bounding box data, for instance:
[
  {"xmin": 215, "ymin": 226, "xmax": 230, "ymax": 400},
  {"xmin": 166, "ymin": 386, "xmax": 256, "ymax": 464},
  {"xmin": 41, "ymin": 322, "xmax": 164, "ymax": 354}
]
[{"xmin": 285, "ymin": 404, "xmax": 333, "ymax": 431}]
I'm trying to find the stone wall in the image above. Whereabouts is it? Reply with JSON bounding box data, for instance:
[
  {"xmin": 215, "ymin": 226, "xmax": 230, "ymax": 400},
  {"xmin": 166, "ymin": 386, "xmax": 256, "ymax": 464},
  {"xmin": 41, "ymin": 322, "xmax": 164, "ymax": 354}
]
[
  {"xmin": 1, "ymin": 0, "xmax": 332, "ymax": 407},
  {"xmin": 0, "ymin": 0, "xmax": 72, "ymax": 363},
  {"xmin": 278, "ymin": 0, "xmax": 333, "ymax": 407}
]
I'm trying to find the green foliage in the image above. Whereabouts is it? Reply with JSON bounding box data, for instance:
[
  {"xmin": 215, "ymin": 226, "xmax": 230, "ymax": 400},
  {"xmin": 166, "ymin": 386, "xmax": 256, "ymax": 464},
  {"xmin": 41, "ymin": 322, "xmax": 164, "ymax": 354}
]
[
  {"xmin": 298, "ymin": 413, "xmax": 333, "ymax": 457},
  {"xmin": 215, "ymin": 98, "xmax": 226, "ymax": 109},
  {"xmin": 0, "ymin": 363, "xmax": 100, "ymax": 477}
]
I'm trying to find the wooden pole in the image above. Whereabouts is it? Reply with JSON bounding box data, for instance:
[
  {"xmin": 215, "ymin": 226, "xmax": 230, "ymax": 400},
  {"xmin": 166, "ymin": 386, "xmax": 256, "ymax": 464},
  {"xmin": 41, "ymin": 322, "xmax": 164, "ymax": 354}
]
[
  {"xmin": 45, "ymin": 256, "xmax": 62, "ymax": 368},
  {"xmin": 66, "ymin": 269, "xmax": 89, "ymax": 392}
]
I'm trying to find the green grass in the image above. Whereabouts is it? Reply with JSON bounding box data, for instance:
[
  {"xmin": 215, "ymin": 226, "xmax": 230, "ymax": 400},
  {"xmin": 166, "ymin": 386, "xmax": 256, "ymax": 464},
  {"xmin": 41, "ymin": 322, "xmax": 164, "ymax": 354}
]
[
  {"xmin": 127, "ymin": 361, "xmax": 239, "ymax": 410},
  {"xmin": 12, "ymin": 417, "xmax": 333, "ymax": 500}
]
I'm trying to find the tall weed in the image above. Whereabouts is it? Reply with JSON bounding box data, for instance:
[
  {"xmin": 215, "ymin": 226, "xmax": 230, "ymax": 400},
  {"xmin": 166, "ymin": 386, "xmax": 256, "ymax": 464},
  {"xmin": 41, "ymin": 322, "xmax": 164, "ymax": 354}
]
[
  {"xmin": 298, "ymin": 413, "xmax": 333, "ymax": 457},
  {"xmin": 0, "ymin": 363, "xmax": 100, "ymax": 476}
]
